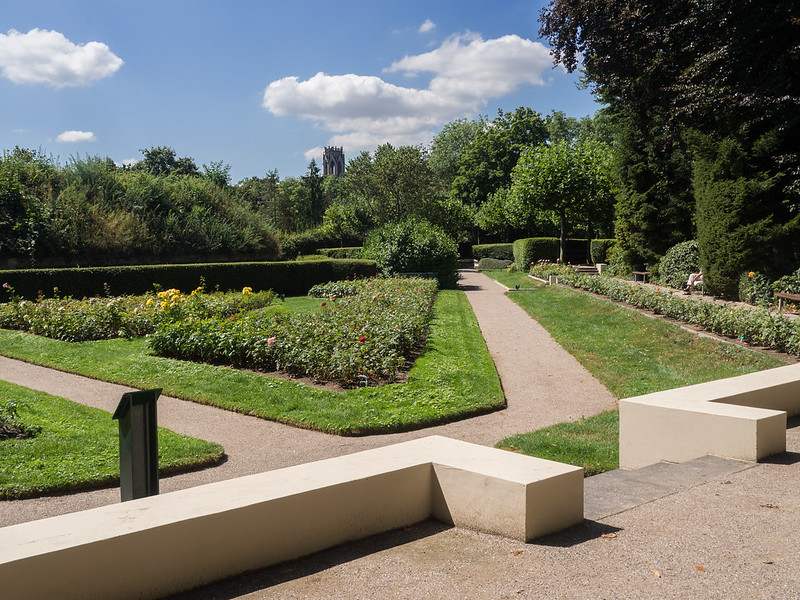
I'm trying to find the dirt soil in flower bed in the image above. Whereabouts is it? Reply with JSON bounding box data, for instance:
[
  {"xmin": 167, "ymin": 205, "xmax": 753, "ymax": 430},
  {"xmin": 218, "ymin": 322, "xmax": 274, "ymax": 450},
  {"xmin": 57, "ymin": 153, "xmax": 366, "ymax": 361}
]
[{"xmin": 0, "ymin": 422, "xmax": 30, "ymax": 440}]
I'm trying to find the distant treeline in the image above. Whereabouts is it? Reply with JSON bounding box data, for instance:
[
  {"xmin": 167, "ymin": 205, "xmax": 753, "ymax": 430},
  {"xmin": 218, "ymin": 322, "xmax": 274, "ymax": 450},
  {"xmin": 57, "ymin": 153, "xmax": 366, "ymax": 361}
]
[{"xmin": 0, "ymin": 148, "xmax": 284, "ymax": 266}]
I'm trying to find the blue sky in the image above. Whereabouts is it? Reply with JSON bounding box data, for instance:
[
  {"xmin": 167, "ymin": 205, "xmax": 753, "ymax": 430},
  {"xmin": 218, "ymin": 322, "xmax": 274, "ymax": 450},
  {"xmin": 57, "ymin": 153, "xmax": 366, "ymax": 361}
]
[{"xmin": 1, "ymin": 1, "xmax": 601, "ymax": 182}]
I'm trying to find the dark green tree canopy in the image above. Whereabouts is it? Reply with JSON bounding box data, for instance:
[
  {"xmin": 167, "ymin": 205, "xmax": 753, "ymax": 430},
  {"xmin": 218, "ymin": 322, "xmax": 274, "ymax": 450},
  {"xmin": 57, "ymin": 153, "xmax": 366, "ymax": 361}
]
[{"xmin": 451, "ymin": 107, "xmax": 548, "ymax": 206}]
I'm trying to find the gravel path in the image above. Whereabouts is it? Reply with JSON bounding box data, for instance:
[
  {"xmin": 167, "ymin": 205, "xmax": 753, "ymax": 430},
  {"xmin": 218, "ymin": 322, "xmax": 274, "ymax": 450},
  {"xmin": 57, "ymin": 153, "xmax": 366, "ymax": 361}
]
[{"xmin": 0, "ymin": 269, "xmax": 616, "ymax": 527}]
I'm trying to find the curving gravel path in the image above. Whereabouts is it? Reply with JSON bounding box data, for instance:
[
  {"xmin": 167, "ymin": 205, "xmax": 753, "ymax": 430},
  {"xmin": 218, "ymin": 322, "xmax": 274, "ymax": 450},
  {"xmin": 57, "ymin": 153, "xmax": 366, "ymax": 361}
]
[{"xmin": 0, "ymin": 269, "xmax": 617, "ymax": 527}]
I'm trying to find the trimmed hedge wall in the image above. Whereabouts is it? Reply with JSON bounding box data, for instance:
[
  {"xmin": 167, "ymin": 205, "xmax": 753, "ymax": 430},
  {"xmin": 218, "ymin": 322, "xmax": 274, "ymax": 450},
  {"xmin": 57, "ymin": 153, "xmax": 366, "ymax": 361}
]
[
  {"xmin": 472, "ymin": 244, "xmax": 514, "ymax": 261},
  {"xmin": 513, "ymin": 238, "xmax": 561, "ymax": 271},
  {"xmin": 0, "ymin": 259, "xmax": 377, "ymax": 301},
  {"xmin": 590, "ymin": 239, "xmax": 616, "ymax": 264},
  {"xmin": 318, "ymin": 247, "xmax": 364, "ymax": 259}
]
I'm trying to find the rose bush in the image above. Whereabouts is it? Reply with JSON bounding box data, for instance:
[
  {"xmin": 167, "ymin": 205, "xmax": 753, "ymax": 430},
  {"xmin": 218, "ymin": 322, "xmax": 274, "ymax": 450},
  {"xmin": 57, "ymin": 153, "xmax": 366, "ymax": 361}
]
[
  {"xmin": 557, "ymin": 271, "xmax": 800, "ymax": 356},
  {"xmin": 149, "ymin": 277, "xmax": 438, "ymax": 383},
  {"xmin": 0, "ymin": 286, "xmax": 275, "ymax": 342}
]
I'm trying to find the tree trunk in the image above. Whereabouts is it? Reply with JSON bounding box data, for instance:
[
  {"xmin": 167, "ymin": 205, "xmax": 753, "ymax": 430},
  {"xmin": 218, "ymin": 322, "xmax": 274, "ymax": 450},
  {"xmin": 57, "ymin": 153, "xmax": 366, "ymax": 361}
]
[{"xmin": 559, "ymin": 214, "xmax": 566, "ymax": 262}]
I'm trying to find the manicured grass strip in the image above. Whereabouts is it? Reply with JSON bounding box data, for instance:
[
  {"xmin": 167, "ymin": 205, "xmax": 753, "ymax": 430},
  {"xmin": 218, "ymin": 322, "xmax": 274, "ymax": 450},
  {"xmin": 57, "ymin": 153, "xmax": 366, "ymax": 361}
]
[
  {"xmin": 0, "ymin": 290, "xmax": 504, "ymax": 435},
  {"xmin": 0, "ymin": 380, "xmax": 224, "ymax": 499},
  {"xmin": 477, "ymin": 268, "xmax": 541, "ymax": 290},
  {"xmin": 497, "ymin": 411, "xmax": 619, "ymax": 477},
  {"xmin": 485, "ymin": 276, "xmax": 786, "ymax": 399},
  {"xmin": 481, "ymin": 270, "xmax": 787, "ymax": 474}
]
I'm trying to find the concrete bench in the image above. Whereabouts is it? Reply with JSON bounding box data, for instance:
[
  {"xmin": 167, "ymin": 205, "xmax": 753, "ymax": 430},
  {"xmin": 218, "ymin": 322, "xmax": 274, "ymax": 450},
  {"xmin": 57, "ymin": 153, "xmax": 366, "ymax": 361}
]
[
  {"xmin": 620, "ymin": 363, "xmax": 800, "ymax": 469},
  {"xmin": 0, "ymin": 436, "xmax": 583, "ymax": 600}
]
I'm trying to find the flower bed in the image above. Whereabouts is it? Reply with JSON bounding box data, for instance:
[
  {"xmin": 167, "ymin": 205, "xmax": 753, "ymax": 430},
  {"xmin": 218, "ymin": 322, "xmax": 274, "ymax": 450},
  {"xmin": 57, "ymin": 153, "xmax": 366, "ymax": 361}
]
[
  {"xmin": 0, "ymin": 286, "xmax": 275, "ymax": 342},
  {"xmin": 556, "ymin": 271, "xmax": 800, "ymax": 356},
  {"xmin": 149, "ymin": 277, "xmax": 438, "ymax": 384}
]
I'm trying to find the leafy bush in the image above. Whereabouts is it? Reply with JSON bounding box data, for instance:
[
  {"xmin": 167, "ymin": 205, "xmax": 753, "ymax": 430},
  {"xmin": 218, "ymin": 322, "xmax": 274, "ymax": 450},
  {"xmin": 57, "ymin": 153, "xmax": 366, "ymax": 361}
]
[
  {"xmin": 278, "ymin": 228, "xmax": 339, "ymax": 259},
  {"xmin": 318, "ymin": 247, "xmax": 364, "ymax": 259},
  {"xmin": 477, "ymin": 258, "xmax": 513, "ymax": 270},
  {"xmin": 529, "ymin": 260, "xmax": 575, "ymax": 280},
  {"xmin": 658, "ymin": 240, "xmax": 700, "ymax": 289},
  {"xmin": 0, "ymin": 288, "xmax": 276, "ymax": 342},
  {"xmin": 772, "ymin": 266, "xmax": 800, "ymax": 295},
  {"xmin": 512, "ymin": 238, "xmax": 560, "ymax": 271},
  {"xmin": 472, "ymin": 243, "xmax": 514, "ymax": 261},
  {"xmin": 308, "ymin": 280, "xmax": 362, "ymax": 298},
  {"xmin": 363, "ymin": 220, "xmax": 459, "ymax": 288},
  {"xmin": 149, "ymin": 277, "xmax": 439, "ymax": 383},
  {"xmin": 590, "ymin": 239, "xmax": 616, "ymax": 264},
  {"xmin": 739, "ymin": 271, "xmax": 773, "ymax": 307}
]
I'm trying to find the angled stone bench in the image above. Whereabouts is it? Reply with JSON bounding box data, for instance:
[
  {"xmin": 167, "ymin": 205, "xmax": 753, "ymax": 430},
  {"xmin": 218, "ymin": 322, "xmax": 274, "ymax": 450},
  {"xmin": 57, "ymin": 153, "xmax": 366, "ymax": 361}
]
[
  {"xmin": 1, "ymin": 436, "xmax": 583, "ymax": 600},
  {"xmin": 620, "ymin": 363, "xmax": 800, "ymax": 469}
]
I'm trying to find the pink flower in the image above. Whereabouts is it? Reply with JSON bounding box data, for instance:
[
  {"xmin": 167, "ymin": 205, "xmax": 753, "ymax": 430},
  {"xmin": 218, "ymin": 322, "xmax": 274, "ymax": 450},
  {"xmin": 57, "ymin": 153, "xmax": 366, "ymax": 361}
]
[
  {"xmin": 359, "ymin": 336, "xmax": 366, "ymax": 342},
  {"xmin": 321, "ymin": 302, "xmax": 326, "ymax": 306},
  {"xmin": 267, "ymin": 337, "xmax": 276, "ymax": 347}
]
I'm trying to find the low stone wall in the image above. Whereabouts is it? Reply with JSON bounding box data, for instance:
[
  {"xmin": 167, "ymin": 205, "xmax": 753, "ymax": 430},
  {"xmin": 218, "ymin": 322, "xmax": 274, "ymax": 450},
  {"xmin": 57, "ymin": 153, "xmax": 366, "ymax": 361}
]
[
  {"xmin": 620, "ymin": 363, "xmax": 800, "ymax": 469},
  {"xmin": 0, "ymin": 436, "xmax": 583, "ymax": 600}
]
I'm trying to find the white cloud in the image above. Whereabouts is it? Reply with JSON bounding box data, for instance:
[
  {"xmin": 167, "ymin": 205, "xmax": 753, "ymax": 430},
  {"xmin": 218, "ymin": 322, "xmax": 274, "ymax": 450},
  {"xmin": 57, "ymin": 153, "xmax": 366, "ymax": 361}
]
[
  {"xmin": 56, "ymin": 130, "xmax": 97, "ymax": 143},
  {"xmin": 0, "ymin": 28, "xmax": 123, "ymax": 87},
  {"xmin": 419, "ymin": 19, "xmax": 436, "ymax": 34},
  {"xmin": 263, "ymin": 32, "xmax": 558, "ymax": 158}
]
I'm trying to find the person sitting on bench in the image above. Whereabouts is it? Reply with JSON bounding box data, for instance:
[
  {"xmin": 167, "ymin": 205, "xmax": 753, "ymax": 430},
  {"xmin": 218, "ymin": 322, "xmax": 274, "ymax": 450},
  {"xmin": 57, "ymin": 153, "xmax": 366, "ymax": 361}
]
[{"xmin": 684, "ymin": 270, "xmax": 703, "ymax": 294}]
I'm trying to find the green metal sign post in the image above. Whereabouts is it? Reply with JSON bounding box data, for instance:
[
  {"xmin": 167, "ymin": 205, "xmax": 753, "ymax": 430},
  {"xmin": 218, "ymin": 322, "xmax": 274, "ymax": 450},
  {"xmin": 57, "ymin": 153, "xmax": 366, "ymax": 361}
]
[{"xmin": 112, "ymin": 388, "xmax": 162, "ymax": 502}]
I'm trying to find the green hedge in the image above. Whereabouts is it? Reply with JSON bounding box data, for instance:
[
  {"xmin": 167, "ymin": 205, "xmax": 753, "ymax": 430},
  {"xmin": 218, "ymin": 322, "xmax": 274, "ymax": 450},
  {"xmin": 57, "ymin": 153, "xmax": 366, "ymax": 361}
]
[
  {"xmin": 0, "ymin": 259, "xmax": 377, "ymax": 301},
  {"xmin": 513, "ymin": 238, "xmax": 561, "ymax": 271},
  {"xmin": 477, "ymin": 258, "xmax": 513, "ymax": 270},
  {"xmin": 318, "ymin": 247, "xmax": 364, "ymax": 259},
  {"xmin": 472, "ymin": 244, "xmax": 514, "ymax": 261},
  {"xmin": 590, "ymin": 239, "xmax": 616, "ymax": 264}
]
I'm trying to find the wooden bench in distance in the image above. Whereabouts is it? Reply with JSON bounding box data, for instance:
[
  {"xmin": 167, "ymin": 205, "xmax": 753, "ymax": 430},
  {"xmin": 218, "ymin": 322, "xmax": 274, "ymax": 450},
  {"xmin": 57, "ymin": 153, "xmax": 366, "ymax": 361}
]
[
  {"xmin": 1, "ymin": 436, "xmax": 583, "ymax": 600},
  {"xmin": 633, "ymin": 270, "xmax": 650, "ymax": 282},
  {"xmin": 775, "ymin": 291, "xmax": 800, "ymax": 311}
]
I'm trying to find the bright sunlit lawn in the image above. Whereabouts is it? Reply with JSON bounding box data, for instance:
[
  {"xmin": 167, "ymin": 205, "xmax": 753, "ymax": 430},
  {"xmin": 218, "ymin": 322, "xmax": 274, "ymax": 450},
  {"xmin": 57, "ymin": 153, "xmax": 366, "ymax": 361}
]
[
  {"xmin": 0, "ymin": 290, "xmax": 504, "ymax": 436},
  {"xmin": 481, "ymin": 269, "xmax": 788, "ymax": 474},
  {"xmin": 0, "ymin": 380, "xmax": 223, "ymax": 499}
]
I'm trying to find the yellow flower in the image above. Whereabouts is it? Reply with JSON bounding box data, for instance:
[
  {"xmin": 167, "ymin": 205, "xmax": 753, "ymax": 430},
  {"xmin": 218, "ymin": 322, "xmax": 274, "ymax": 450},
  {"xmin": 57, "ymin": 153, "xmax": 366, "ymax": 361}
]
[
  {"xmin": 146, "ymin": 298, "xmax": 154, "ymax": 306},
  {"xmin": 748, "ymin": 271, "xmax": 755, "ymax": 278},
  {"xmin": 242, "ymin": 286, "xmax": 253, "ymax": 295}
]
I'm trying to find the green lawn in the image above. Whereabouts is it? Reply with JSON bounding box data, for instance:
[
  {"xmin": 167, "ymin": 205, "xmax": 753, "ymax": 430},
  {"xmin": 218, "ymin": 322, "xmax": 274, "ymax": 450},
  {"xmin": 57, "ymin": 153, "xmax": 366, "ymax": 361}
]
[
  {"xmin": 0, "ymin": 380, "xmax": 223, "ymax": 499},
  {"xmin": 0, "ymin": 290, "xmax": 504, "ymax": 435},
  {"xmin": 481, "ymin": 269, "xmax": 787, "ymax": 473}
]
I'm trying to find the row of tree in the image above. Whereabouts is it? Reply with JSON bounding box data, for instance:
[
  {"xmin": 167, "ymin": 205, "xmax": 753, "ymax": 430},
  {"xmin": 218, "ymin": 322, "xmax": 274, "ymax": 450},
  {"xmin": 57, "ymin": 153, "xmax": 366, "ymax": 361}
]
[{"xmin": 540, "ymin": 0, "xmax": 800, "ymax": 296}]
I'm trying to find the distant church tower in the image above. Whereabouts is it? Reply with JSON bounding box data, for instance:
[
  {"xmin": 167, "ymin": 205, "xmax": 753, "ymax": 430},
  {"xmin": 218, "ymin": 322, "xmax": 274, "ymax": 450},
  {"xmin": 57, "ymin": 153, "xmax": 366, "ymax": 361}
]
[{"xmin": 322, "ymin": 146, "xmax": 345, "ymax": 176}]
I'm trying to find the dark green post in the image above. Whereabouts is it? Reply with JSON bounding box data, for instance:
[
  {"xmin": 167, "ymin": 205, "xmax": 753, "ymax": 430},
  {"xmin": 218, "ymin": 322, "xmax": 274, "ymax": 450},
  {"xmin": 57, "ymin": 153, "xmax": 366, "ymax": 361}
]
[{"xmin": 112, "ymin": 388, "xmax": 162, "ymax": 502}]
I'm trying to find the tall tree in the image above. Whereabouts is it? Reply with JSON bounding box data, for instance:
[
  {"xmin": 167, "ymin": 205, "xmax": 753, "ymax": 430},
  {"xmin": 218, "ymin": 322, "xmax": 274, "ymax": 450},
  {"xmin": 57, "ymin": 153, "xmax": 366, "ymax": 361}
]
[
  {"xmin": 302, "ymin": 159, "xmax": 325, "ymax": 227},
  {"xmin": 509, "ymin": 139, "xmax": 614, "ymax": 261},
  {"xmin": 540, "ymin": 0, "xmax": 800, "ymax": 277},
  {"xmin": 451, "ymin": 107, "xmax": 548, "ymax": 207},
  {"xmin": 428, "ymin": 117, "xmax": 485, "ymax": 186}
]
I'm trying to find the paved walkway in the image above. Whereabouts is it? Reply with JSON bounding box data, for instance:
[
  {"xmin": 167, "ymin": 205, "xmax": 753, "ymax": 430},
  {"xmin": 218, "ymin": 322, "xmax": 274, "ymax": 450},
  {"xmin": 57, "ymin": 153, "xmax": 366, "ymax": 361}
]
[{"xmin": 0, "ymin": 269, "xmax": 617, "ymax": 527}]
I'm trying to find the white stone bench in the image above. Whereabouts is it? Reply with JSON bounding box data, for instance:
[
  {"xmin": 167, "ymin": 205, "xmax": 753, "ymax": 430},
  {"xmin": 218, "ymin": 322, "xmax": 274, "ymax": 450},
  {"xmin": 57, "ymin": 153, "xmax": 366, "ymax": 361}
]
[
  {"xmin": 0, "ymin": 436, "xmax": 583, "ymax": 600},
  {"xmin": 620, "ymin": 363, "xmax": 800, "ymax": 469}
]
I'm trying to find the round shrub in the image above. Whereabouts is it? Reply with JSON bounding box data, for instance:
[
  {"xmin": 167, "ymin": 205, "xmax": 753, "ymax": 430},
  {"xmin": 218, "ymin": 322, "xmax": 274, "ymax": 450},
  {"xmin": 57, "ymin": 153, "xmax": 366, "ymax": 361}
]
[
  {"xmin": 739, "ymin": 271, "xmax": 773, "ymax": 307},
  {"xmin": 363, "ymin": 219, "xmax": 458, "ymax": 288},
  {"xmin": 658, "ymin": 240, "xmax": 700, "ymax": 289},
  {"xmin": 477, "ymin": 258, "xmax": 512, "ymax": 270}
]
